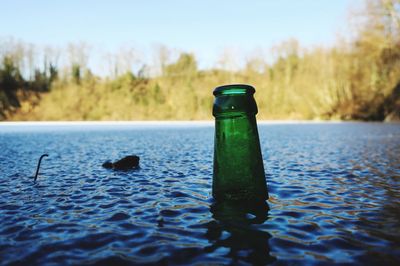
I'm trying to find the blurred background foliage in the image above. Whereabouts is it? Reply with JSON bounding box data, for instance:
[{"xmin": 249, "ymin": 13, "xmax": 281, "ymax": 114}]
[{"xmin": 1, "ymin": 0, "xmax": 399, "ymax": 121}]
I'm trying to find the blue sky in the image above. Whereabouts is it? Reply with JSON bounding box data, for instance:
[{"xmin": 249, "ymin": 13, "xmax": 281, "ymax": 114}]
[{"xmin": 0, "ymin": 0, "xmax": 362, "ymax": 71}]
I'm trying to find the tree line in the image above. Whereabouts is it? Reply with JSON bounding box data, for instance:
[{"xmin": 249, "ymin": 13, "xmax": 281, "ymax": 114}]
[{"xmin": 1, "ymin": 0, "xmax": 399, "ymax": 121}]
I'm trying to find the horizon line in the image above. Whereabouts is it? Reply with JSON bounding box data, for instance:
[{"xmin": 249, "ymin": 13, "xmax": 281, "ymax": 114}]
[{"xmin": 0, "ymin": 120, "xmax": 361, "ymax": 127}]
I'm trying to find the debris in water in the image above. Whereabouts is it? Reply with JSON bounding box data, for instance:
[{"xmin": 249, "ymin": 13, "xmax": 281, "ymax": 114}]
[
  {"xmin": 34, "ymin": 154, "xmax": 49, "ymax": 182},
  {"xmin": 102, "ymin": 155, "xmax": 140, "ymax": 170}
]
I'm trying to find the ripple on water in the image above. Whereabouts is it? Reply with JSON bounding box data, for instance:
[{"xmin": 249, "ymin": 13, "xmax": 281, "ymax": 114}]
[{"xmin": 107, "ymin": 212, "xmax": 131, "ymax": 221}]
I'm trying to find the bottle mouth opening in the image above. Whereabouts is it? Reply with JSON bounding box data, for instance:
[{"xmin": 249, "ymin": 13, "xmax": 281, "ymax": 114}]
[{"xmin": 213, "ymin": 84, "xmax": 255, "ymax": 96}]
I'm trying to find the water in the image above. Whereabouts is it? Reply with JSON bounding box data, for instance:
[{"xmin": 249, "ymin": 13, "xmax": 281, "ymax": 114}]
[{"xmin": 0, "ymin": 122, "xmax": 399, "ymax": 265}]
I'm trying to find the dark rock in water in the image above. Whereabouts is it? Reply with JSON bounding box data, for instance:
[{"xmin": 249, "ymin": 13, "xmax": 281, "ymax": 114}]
[
  {"xmin": 113, "ymin": 155, "xmax": 140, "ymax": 170},
  {"xmin": 102, "ymin": 161, "xmax": 113, "ymax": 169},
  {"xmin": 102, "ymin": 155, "xmax": 140, "ymax": 170}
]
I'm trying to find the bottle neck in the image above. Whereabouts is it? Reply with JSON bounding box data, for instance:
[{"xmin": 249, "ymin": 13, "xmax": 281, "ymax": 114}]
[{"xmin": 213, "ymin": 94, "xmax": 258, "ymax": 118}]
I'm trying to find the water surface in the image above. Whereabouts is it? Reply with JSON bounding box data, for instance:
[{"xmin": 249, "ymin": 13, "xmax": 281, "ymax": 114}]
[{"xmin": 0, "ymin": 122, "xmax": 399, "ymax": 265}]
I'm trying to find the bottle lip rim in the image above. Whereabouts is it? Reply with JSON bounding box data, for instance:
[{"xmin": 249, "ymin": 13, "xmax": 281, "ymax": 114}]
[{"xmin": 213, "ymin": 84, "xmax": 255, "ymax": 96}]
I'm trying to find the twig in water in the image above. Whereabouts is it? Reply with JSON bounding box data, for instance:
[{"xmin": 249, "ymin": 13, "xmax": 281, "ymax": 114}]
[{"xmin": 34, "ymin": 154, "xmax": 49, "ymax": 182}]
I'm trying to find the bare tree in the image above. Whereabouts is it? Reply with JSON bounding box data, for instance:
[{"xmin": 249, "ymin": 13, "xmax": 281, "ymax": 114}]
[
  {"xmin": 152, "ymin": 44, "xmax": 171, "ymax": 76},
  {"xmin": 67, "ymin": 42, "xmax": 90, "ymax": 69},
  {"xmin": 217, "ymin": 47, "xmax": 239, "ymax": 71}
]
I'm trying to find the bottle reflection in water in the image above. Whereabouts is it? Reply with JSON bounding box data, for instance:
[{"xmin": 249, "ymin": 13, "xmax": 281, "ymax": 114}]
[{"xmin": 205, "ymin": 200, "xmax": 275, "ymax": 265}]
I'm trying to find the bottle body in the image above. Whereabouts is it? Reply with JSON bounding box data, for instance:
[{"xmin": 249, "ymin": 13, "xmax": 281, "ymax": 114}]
[{"xmin": 212, "ymin": 84, "xmax": 268, "ymax": 202}]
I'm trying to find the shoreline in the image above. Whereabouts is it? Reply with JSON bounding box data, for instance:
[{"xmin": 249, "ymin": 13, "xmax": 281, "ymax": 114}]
[
  {"xmin": 0, "ymin": 120, "xmax": 393, "ymax": 128},
  {"xmin": 1, "ymin": 120, "xmax": 353, "ymax": 126}
]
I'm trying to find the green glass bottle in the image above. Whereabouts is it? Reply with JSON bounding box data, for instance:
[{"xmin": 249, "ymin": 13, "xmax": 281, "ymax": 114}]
[{"xmin": 212, "ymin": 84, "xmax": 268, "ymax": 202}]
